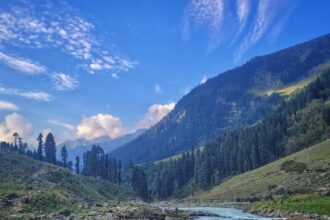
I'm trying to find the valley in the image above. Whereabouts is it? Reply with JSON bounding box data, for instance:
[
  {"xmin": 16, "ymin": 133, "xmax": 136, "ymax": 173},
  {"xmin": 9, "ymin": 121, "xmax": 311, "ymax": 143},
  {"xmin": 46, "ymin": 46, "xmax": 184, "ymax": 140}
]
[{"xmin": 1, "ymin": 32, "xmax": 330, "ymax": 219}]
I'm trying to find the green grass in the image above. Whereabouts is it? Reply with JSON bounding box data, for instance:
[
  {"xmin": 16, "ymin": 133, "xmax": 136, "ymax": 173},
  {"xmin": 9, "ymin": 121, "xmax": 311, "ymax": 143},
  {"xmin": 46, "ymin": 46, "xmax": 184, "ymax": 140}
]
[
  {"xmin": 254, "ymin": 61, "xmax": 330, "ymax": 97},
  {"xmin": 253, "ymin": 194, "xmax": 330, "ymax": 215},
  {"xmin": 256, "ymin": 76, "xmax": 317, "ymax": 97},
  {"xmin": 0, "ymin": 149, "xmax": 134, "ymax": 217},
  {"xmin": 200, "ymin": 139, "xmax": 330, "ymax": 201},
  {"xmin": 154, "ymin": 146, "xmax": 204, "ymax": 164}
]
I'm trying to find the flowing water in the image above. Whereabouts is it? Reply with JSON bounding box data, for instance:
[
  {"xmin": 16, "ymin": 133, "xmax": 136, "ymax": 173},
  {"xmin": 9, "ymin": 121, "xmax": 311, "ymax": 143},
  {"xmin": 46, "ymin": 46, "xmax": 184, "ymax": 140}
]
[{"xmin": 179, "ymin": 207, "xmax": 276, "ymax": 220}]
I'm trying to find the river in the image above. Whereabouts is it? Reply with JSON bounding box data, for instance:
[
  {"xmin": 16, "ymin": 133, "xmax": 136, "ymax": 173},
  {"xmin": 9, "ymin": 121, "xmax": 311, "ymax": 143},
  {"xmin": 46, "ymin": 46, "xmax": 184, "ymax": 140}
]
[{"xmin": 179, "ymin": 207, "xmax": 275, "ymax": 220}]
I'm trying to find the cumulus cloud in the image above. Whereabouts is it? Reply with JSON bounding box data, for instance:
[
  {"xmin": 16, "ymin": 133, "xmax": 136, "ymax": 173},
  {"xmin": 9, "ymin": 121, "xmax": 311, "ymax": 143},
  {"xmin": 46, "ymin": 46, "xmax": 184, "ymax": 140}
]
[
  {"xmin": 0, "ymin": 113, "xmax": 33, "ymax": 142},
  {"xmin": 51, "ymin": 72, "xmax": 79, "ymax": 91},
  {"xmin": 0, "ymin": 100, "xmax": 19, "ymax": 111},
  {"xmin": 77, "ymin": 114, "xmax": 126, "ymax": 140},
  {"xmin": 0, "ymin": 51, "xmax": 47, "ymax": 74},
  {"xmin": 0, "ymin": 1, "xmax": 137, "ymax": 75},
  {"xmin": 138, "ymin": 103, "xmax": 175, "ymax": 129},
  {"xmin": 0, "ymin": 86, "xmax": 51, "ymax": 101},
  {"xmin": 47, "ymin": 119, "xmax": 75, "ymax": 131}
]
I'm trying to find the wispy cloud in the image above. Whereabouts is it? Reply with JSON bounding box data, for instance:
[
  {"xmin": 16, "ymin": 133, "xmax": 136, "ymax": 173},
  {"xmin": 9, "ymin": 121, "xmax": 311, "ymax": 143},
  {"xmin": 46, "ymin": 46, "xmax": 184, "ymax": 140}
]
[
  {"xmin": 230, "ymin": 0, "xmax": 251, "ymax": 45},
  {"xmin": 183, "ymin": 0, "xmax": 225, "ymax": 49},
  {"xmin": 0, "ymin": 50, "xmax": 79, "ymax": 92},
  {"xmin": 0, "ymin": 100, "xmax": 19, "ymax": 111},
  {"xmin": 183, "ymin": 0, "xmax": 298, "ymax": 59},
  {"xmin": 0, "ymin": 51, "xmax": 47, "ymax": 74},
  {"xmin": 235, "ymin": 0, "xmax": 298, "ymax": 61},
  {"xmin": 51, "ymin": 73, "xmax": 79, "ymax": 91},
  {"xmin": 0, "ymin": 1, "xmax": 137, "ymax": 75},
  {"xmin": 154, "ymin": 84, "xmax": 162, "ymax": 94},
  {"xmin": 47, "ymin": 119, "xmax": 75, "ymax": 131},
  {"xmin": 0, "ymin": 86, "xmax": 51, "ymax": 102}
]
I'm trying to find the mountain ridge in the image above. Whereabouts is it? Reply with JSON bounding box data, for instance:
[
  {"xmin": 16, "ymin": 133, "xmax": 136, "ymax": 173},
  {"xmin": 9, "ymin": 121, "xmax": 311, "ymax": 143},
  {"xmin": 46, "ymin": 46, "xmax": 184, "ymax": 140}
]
[{"xmin": 111, "ymin": 33, "xmax": 330, "ymax": 164}]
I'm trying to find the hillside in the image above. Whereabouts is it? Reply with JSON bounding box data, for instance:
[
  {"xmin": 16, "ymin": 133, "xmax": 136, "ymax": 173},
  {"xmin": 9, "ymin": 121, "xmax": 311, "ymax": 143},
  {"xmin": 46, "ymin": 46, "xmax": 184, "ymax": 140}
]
[
  {"xmin": 0, "ymin": 149, "xmax": 134, "ymax": 218},
  {"xmin": 200, "ymin": 139, "xmax": 330, "ymax": 202},
  {"xmin": 198, "ymin": 139, "xmax": 330, "ymax": 217},
  {"xmin": 111, "ymin": 33, "xmax": 330, "ymax": 164}
]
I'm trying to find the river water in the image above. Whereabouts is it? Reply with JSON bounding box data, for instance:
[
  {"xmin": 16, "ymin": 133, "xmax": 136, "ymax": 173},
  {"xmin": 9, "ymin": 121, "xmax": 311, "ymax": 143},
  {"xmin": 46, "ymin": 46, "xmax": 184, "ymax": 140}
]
[{"xmin": 179, "ymin": 207, "xmax": 275, "ymax": 220}]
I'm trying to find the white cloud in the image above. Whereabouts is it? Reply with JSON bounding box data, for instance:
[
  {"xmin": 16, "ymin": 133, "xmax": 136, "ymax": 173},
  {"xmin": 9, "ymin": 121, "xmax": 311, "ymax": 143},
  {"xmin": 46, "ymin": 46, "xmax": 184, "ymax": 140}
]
[
  {"xmin": 0, "ymin": 86, "xmax": 51, "ymax": 101},
  {"xmin": 51, "ymin": 72, "xmax": 79, "ymax": 91},
  {"xmin": 235, "ymin": 0, "xmax": 297, "ymax": 61},
  {"xmin": 47, "ymin": 119, "xmax": 75, "ymax": 131},
  {"xmin": 111, "ymin": 73, "xmax": 119, "ymax": 79},
  {"xmin": 154, "ymin": 84, "xmax": 162, "ymax": 94},
  {"xmin": 182, "ymin": 0, "xmax": 297, "ymax": 58},
  {"xmin": 0, "ymin": 113, "xmax": 33, "ymax": 142},
  {"xmin": 183, "ymin": 0, "xmax": 225, "ymax": 48},
  {"xmin": 90, "ymin": 63, "xmax": 102, "ymax": 70},
  {"xmin": 0, "ymin": 2, "xmax": 137, "ymax": 75},
  {"xmin": 0, "ymin": 51, "xmax": 79, "ymax": 91},
  {"xmin": 0, "ymin": 51, "xmax": 47, "ymax": 74},
  {"xmin": 230, "ymin": 0, "xmax": 251, "ymax": 45},
  {"xmin": 77, "ymin": 114, "xmax": 126, "ymax": 140},
  {"xmin": 138, "ymin": 103, "xmax": 175, "ymax": 129},
  {"xmin": 200, "ymin": 75, "xmax": 207, "ymax": 84},
  {"xmin": 0, "ymin": 100, "xmax": 19, "ymax": 111}
]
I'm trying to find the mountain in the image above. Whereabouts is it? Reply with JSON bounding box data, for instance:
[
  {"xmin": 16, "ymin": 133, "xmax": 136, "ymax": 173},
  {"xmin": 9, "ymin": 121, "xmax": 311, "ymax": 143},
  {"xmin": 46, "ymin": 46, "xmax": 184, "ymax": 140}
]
[
  {"xmin": 0, "ymin": 148, "xmax": 133, "ymax": 218},
  {"xmin": 111, "ymin": 33, "xmax": 330, "ymax": 164},
  {"xmin": 58, "ymin": 129, "xmax": 146, "ymax": 162}
]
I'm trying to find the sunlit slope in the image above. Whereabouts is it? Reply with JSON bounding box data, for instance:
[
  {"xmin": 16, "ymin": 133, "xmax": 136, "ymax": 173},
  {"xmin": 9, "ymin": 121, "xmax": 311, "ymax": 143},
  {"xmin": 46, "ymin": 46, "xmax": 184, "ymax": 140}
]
[{"xmin": 201, "ymin": 139, "xmax": 330, "ymax": 201}]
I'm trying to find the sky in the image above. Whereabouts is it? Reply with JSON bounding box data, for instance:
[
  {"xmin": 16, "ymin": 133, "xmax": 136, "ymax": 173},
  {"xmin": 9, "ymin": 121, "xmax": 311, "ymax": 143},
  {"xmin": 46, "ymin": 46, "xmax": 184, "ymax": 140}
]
[{"xmin": 0, "ymin": 0, "xmax": 330, "ymax": 147}]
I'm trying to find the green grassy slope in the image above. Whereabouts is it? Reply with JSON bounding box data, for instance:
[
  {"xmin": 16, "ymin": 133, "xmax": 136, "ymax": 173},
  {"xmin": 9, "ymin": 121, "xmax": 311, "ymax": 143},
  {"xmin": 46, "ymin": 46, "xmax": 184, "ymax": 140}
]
[
  {"xmin": 0, "ymin": 149, "xmax": 134, "ymax": 218},
  {"xmin": 201, "ymin": 139, "xmax": 330, "ymax": 201}
]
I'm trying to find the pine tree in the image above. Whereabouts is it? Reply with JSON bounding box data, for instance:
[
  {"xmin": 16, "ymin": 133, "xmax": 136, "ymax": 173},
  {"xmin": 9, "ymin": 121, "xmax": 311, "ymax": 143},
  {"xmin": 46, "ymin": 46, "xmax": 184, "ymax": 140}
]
[
  {"xmin": 67, "ymin": 161, "xmax": 73, "ymax": 172},
  {"xmin": 44, "ymin": 133, "xmax": 56, "ymax": 164},
  {"xmin": 118, "ymin": 160, "xmax": 122, "ymax": 185},
  {"xmin": 132, "ymin": 166, "xmax": 149, "ymax": 200},
  {"xmin": 37, "ymin": 133, "xmax": 43, "ymax": 161},
  {"xmin": 61, "ymin": 145, "xmax": 68, "ymax": 167},
  {"xmin": 75, "ymin": 156, "xmax": 80, "ymax": 174}
]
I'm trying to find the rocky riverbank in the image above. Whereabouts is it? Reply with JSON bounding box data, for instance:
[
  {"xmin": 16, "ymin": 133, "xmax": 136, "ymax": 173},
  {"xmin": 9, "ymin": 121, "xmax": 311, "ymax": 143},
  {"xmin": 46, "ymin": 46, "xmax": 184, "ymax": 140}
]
[{"xmin": 26, "ymin": 201, "xmax": 219, "ymax": 219}]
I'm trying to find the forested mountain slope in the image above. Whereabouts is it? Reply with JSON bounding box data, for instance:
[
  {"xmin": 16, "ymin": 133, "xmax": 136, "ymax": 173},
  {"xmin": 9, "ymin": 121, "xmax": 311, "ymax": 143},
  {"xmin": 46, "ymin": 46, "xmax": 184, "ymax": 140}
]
[
  {"xmin": 111, "ymin": 33, "xmax": 330, "ymax": 164},
  {"xmin": 139, "ymin": 69, "xmax": 330, "ymax": 200}
]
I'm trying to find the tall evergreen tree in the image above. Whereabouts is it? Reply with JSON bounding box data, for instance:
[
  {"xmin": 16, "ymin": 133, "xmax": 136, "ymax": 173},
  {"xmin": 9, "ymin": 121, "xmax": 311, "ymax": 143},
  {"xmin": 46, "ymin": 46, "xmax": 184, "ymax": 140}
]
[
  {"xmin": 44, "ymin": 133, "xmax": 56, "ymax": 164},
  {"xmin": 75, "ymin": 156, "xmax": 80, "ymax": 174},
  {"xmin": 37, "ymin": 133, "xmax": 43, "ymax": 161},
  {"xmin": 61, "ymin": 145, "xmax": 68, "ymax": 167},
  {"xmin": 131, "ymin": 166, "xmax": 149, "ymax": 200}
]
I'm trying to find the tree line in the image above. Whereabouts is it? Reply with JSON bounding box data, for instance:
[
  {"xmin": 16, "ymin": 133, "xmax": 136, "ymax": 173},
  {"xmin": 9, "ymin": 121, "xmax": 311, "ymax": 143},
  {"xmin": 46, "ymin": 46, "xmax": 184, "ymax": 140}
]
[
  {"xmin": 134, "ymin": 70, "xmax": 330, "ymax": 200},
  {"xmin": 0, "ymin": 133, "xmax": 122, "ymax": 185}
]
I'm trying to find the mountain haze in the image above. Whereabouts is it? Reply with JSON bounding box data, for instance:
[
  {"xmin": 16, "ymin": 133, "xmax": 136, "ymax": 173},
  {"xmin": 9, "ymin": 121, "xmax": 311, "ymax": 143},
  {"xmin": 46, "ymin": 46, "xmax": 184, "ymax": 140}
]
[
  {"xmin": 110, "ymin": 34, "xmax": 330, "ymax": 164},
  {"xmin": 59, "ymin": 129, "xmax": 146, "ymax": 162}
]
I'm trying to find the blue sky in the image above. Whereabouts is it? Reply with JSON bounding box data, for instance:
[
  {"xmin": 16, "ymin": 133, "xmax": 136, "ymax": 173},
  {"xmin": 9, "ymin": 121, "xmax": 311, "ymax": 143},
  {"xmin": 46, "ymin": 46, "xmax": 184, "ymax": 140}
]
[{"xmin": 0, "ymin": 0, "xmax": 330, "ymax": 146}]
